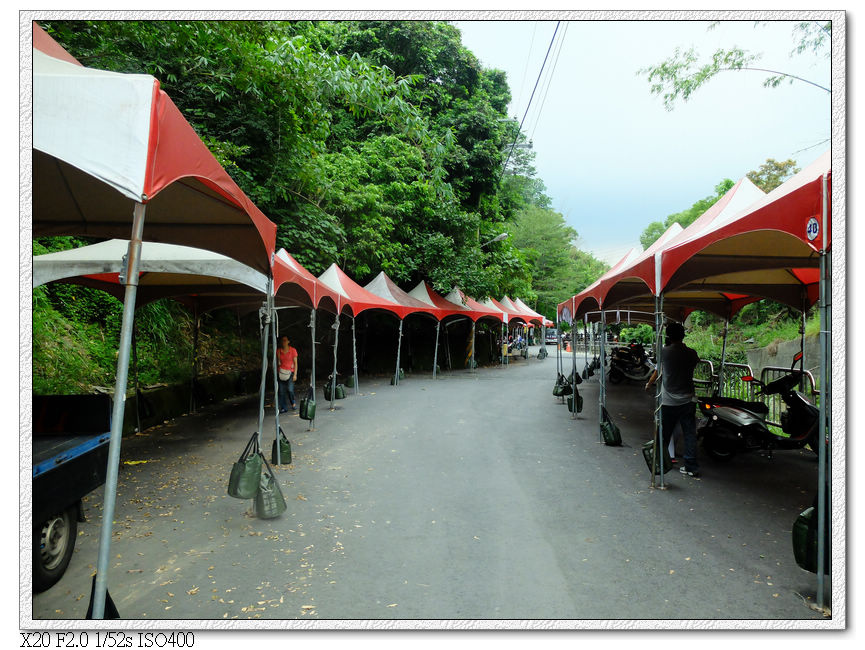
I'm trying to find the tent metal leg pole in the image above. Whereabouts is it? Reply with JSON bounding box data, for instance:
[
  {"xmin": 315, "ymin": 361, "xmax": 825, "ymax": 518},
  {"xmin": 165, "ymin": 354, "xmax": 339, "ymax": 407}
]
[
  {"xmin": 237, "ymin": 308, "xmax": 244, "ymax": 368},
  {"xmin": 433, "ymin": 321, "xmax": 440, "ymax": 379},
  {"xmin": 190, "ymin": 305, "xmax": 199, "ymax": 414},
  {"xmin": 718, "ymin": 320, "xmax": 729, "ymax": 396},
  {"xmin": 655, "ymin": 295, "xmax": 666, "ymax": 489},
  {"xmin": 584, "ymin": 320, "xmax": 588, "ymax": 370},
  {"xmin": 800, "ymin": 293, "xmax": 808, "ymax": 391},
  {"xmin": 817, "ymin": 248, "xmax": 831, "ymax": 611},
  {"xmin": 271, "ymin": 299, "xmax": 281, "ymax": 465},
  {"xmin": 352, "ymin": 317, "xmax": 359, "ymax": 394},
  {"xmin": 555, "ymin": 316, "xmax": 561, "ymax": 377},
  {"xmin": 91, "ymin": 202, "xmax": 146, "ymax": 619},
  {"xmin": 470, "ymin": 321, "xmax": 476, "ymax": 372},
  {"xmin": 308, "ymin": 308, "xmax": 316, "ymax": 431},
  {"xmin": 133, "ymin": 325, "xmax": 141, "ymax": 435},
  {"xmin": 394, "ymin": 319, "xmax": 403, "ymax": 386},
  {"xmin": 256, "ymin": 296, "xmax": 271, "ymax": 442},
  {"xmin": 571, "ymin": 323, "xmax": 577, "ymax": 420},
  {"xmin": 599, "ymin": 311, "xmax": 606, "ymax": 416},
  {"xmin": 330, "ymin": 314, "xmax": 340, "ymax": 410}
]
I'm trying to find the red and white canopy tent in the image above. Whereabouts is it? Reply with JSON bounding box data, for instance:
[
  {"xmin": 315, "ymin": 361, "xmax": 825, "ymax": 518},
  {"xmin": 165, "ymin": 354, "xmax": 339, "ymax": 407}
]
[
  {"xmin": 656, "ymin": 153, "xmax": 835, "ymax": 596},
  {"xmin": 502, "ymin": 296, "xmax": 549, "ymax": 349},
  {"xmin": 32, "ymin": 239, "xmax": 273, "ymax": 435},
  {"xmin": 31, "ymin": 23, "xmax": 278, "ymax": 618},
  {"xmin": 444, "ymin": 287, "xmax": 504, "ymax": 323},
  {"xmin": 408, "ymin": 281, "xmax": 479, "ymax": 376},
  {"xmin": 500, "ymin": 296, "xmax": 539, "ymax": 326},
  {"xmin": 562, "ymin": 179, "xmax": 767, "ymax": 433},
  {"xmin": 510, "ymin": 296, "xmax": 546, "ymax": 325},
  {"xmin": 442, "ymin": 288, "xmax": 504, "ymax": 370},
  {"xmin": 562, "ymin": 152, "xmax": 835, "ymax": 595},
  {"xmin": 32, "ymin": 26, "xmax": 276, "ymax": 275},
  {"xmin": 364, "ymin": 271, "xmax": 448, "ymax": 385},
  {"xmin": 316, "ymin": 263, "xmax": 408, "ymax": 401},
  {"xmin": 33, "ymin": 238, "xmax": 270, "ymax": 307}
]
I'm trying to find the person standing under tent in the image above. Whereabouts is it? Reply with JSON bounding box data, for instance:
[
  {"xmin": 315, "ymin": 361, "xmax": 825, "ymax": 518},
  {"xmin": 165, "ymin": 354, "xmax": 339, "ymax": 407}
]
[
  {"xmin": 645, "ymin": 322, "xmax": 700, "ymax": 477},
  {"xmin": 277, "ymin": 335, "xmax": 298, "ymax": 413}
]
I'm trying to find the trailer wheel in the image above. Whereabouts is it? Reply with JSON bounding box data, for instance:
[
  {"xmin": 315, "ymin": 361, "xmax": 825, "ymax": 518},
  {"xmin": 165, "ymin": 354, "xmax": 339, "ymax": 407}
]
[{"xmin": 33, "ymin": 505, "xmax": 78, "ymax": 592}]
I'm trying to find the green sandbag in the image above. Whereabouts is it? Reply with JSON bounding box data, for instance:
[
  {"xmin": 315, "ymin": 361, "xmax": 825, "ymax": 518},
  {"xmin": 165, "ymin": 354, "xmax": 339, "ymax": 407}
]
[
  {"xmin": 600, "ymin": 406, "xmax": 622, "ymax": 446},
  {"xmin": 227, "ymin": 433, "xmax": 262, "ymax": 499},
  {"xmin": 271, "ymin": 427, "xmax": 292, "ymax": 465},
  {"xmin": 641, "ymin": 439, "xmax": 672, "ymax": 475},
  {"xmin": 254, "ymin": 457, "xmax": 286, "ymax": 519}
]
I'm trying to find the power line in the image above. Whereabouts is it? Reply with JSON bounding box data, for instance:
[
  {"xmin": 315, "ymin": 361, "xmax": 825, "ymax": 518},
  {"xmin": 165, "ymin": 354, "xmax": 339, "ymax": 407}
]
[
  {"xmin": 514, "ymin": 22, "xmax": 537, "ymax": 120},
  {"xmin": 529, "ymin": 21, "xmax": 568, "ymax": 143},
  {"xmin": 500, "ymin": 21, "xmax": 561, "ymax": 181}
]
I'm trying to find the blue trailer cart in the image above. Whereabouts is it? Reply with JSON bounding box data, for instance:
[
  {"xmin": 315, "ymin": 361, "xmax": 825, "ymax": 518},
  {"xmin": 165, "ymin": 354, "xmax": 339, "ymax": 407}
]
[{"xmin": 32, "ymin": 394, "xmax": 112, "ymax": 592}]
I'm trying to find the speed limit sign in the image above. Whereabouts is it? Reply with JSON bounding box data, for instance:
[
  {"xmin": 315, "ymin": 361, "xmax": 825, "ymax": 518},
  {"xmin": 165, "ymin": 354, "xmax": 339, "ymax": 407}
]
[{"xmin": 806, "ymin": 217, "xmax": 820, "ymax": 241}]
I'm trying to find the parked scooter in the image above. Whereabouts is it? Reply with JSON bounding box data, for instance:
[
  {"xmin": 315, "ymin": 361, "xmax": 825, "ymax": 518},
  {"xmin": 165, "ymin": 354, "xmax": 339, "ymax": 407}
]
[
  {"xmin": 608, "ymin": 342, "xmax": 655, "ymax": 384},
  {"xmin": 697, "ymin": 352, "xmax": 819, "ymax": 461}
]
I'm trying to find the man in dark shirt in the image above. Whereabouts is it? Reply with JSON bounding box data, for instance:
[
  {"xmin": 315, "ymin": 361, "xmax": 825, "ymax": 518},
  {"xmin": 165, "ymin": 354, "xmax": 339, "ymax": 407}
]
[{"xmin": 645, "ymin": 322, "xmax": 701, "ymax": 477}]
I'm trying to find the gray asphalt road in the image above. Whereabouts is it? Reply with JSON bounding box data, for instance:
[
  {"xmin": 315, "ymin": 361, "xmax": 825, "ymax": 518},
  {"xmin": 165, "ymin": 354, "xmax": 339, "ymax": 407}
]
[{"xmin": 30, "ymin": 347, "xmax": 827, "ymax": 623}]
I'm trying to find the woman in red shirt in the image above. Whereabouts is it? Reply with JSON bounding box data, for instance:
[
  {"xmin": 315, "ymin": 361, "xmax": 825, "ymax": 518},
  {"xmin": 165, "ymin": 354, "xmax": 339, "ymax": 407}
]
[{"xmin": 276, "ymin": 335, "xmax": 298, "ymax": 413}]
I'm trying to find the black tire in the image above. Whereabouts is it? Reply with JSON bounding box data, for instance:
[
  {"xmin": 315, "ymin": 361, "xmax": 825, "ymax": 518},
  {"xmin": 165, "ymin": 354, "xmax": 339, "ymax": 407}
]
[
  {"xmin": 702, "ymin": 427, "xmax": 737, "ymax": 462},
  {"xmin": 33, "ymin": 506, "xmax": 78, "ymax": 592},
  {"xmin": 608, "ymin": 367, "xmax": 624, "ymax": 384}
]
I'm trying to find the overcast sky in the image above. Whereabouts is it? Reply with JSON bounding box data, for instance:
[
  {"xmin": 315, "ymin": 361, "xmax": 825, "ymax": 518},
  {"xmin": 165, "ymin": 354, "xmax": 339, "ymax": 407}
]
[{"xmin": 451, "ymin": 18, "xmax": 832, "ymax": 265}]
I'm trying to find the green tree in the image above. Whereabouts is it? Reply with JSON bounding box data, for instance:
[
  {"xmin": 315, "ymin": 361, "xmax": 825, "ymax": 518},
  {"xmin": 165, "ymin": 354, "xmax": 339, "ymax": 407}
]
[
  {"xmin": 746, "ymin": 158, "xmax": 800, "ymax": 192},
  {"xmin": 638, "ymin": 21, "xmax": 831, "ymax": 111}
]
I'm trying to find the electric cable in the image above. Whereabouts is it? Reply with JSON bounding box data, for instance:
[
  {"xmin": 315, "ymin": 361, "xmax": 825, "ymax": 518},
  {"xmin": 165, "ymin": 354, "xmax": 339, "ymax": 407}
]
[
  {"xmin": 529, "ymin": 21, "xmax": 568, "ymax": 143},
  {"xmin": 499, "ymin": 21, "xmax": 561, "ymax": 181},
  {"xmin": 514, "ymin": 22, "xmax": 538, "ymax": 120}
]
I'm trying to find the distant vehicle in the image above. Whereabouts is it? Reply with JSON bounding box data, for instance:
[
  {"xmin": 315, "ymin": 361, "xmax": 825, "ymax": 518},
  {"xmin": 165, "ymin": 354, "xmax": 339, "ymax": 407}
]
[{"xmin": 545, "ymin": 331, "xmax": 558, "ymax": 345}]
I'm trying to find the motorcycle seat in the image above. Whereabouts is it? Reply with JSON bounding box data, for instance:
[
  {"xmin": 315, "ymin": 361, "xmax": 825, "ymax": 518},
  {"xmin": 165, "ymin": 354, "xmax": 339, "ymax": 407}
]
[{"xmin": 707, "ymin": 396, "xmax": 769, "ymax": 416}]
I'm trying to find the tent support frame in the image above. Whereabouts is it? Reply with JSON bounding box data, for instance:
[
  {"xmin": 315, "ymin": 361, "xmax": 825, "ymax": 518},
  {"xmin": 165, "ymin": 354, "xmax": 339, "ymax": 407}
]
[
  {"xmin": 308, "ymin": 308, "xmax": 316, "ymax": 430},
  {"xmin": 816, "ymin": 172, "xmax": 831, "ymax": 613},
  {"xmin": 271, "ymin": 297, "xmax": 282, "ymax": 465},
  {"xmin": 433, "ymin": 321, "xmax": 440, "ymax": 379},
  {"xmin": 330, "ymin": 314, "xmax": 340, "ymax": 410},
  {"xmin": 352, "ymin": 317, "xmax": 359, "ymax": 394},
  {"xmin": 394, "ymin": 319, "xmax": 404, "ymax": 386},
  {"xmin": 91, "ymin": 202, "xmax": 146, "ymax": 619}
]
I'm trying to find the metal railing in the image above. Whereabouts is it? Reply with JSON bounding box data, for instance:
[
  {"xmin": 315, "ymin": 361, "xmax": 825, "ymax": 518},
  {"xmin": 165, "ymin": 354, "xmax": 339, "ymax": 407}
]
[
  {"xmin": 758, "ymin": 366, "xmax": 820, "ymax": 427},
  {"xmin": 719, "ymin": 363, "xmax": 755, "ymax": 402},
  {"xmin": 693, "ymin": 359, "xmax": 715, "ymax": 398}
]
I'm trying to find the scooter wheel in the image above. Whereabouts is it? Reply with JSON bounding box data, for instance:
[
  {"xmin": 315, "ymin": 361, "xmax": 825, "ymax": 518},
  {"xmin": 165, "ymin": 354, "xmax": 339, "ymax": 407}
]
[
  {"xmin": 702, "ymin": 428, "xmax": 736, "ymax": 462},
  {"xmin": 608, "ymin": 368, "xmax": 624, "ymax": 384}
]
